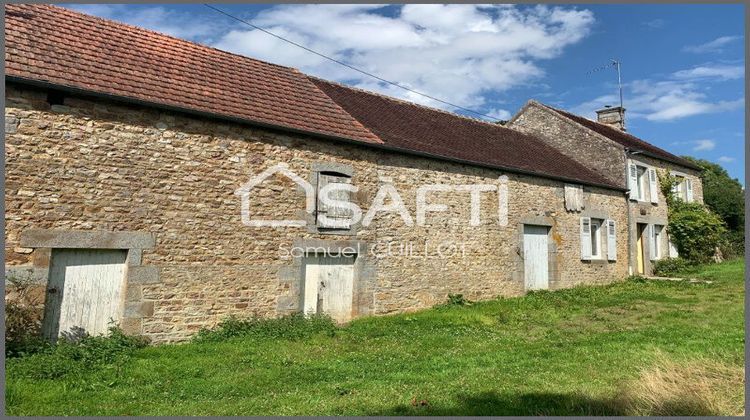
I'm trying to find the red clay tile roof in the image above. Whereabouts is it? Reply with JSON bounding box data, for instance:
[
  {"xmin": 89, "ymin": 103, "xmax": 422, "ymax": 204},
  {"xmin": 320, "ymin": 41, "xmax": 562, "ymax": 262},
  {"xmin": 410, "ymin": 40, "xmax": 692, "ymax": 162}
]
[
  {"xmin": 311, "ymin": 78, "xmax": 620, "ymax": 188},
  {"xmin": 4, "ymin": 4, "xmax": 382, "ymax": 144},
  {"xmin": 5, "ymin": 4, "xmax": 622, "ymax": 189},
  {"xmin": 540, "ymin": 103, "xmax": 701, "ymax": 171}
]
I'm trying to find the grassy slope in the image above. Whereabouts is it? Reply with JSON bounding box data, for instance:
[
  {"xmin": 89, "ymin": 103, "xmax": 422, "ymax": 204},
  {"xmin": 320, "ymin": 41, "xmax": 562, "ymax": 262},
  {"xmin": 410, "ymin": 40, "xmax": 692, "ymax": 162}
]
[{"xmin": 5, "ymin": 259, "xmax": 745, "ymax": 415}]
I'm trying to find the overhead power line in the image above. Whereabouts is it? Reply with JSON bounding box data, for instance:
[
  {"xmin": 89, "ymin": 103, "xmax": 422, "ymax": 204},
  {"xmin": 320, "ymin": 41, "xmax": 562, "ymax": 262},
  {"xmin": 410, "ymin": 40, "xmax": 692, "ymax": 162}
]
[{"xmin": 202, "ymin": 4, "xmax": 499, "ymax": 121}]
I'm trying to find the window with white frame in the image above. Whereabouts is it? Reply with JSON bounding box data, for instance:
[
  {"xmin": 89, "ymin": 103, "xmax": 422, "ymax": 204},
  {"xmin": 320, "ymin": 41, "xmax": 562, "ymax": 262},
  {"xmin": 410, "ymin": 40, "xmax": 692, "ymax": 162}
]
[
  {"xmin": 581, "ymin": 217, "xmax": 617, "ymax": 261},
  {"xmin": 628, "ymin": 161, "xmax": 659, "ymax": 203},
  {"xmin": 590, "ymin": 219, "xmax": 602, "ymax": 259},
  {"xmin": 671, "ymin": 174, "xmax": 693, "ymax": 202},
  {"xmin": 635, "ymin": 166, "xmax": 646, "ymax": 201}
]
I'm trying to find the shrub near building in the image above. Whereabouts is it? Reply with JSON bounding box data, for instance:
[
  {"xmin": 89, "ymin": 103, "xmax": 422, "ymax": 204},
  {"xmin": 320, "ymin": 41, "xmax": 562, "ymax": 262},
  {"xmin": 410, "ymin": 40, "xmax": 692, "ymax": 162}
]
[{"xmin": 659, "ymin": 172, "xmax": 727, "ymax": 265}]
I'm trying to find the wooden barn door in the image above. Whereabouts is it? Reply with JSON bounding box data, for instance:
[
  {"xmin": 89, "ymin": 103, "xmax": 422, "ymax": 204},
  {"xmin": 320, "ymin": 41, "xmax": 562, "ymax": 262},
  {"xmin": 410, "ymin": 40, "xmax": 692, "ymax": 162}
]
[
  {"xmin": 43, "ymin": 249, "xmax": 128, "ymax": 340},
  {"xmin": 523, "ymin": 225, "xmax": 549, "ymax": 290},
  {"xmin": 303, "ymin": 254, "xmax": 355, "ymax": 323}
]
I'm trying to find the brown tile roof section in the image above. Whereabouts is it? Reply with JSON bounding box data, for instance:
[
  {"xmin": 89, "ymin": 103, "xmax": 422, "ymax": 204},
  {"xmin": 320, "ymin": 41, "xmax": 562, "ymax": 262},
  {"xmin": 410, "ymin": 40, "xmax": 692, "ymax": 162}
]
[
  {"xmin": 540, "ymin": 103, "xmax": 701, "ymax": 170},
  {"xmin": 311, "ymin": 78, "xmax": 620, "ymax": 188},
  {"xmin": 5, "ymin": 4, "xmax": 620, "ymax": 189},
  {"xmin": 4, "ymin": 4, "xmax": 382, "ymax": 144}
]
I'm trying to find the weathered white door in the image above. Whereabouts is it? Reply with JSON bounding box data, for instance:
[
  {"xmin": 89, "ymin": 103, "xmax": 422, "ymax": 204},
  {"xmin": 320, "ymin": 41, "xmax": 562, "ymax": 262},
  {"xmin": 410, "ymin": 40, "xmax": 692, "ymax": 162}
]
[
  {"xmin": 43, "ymin": 249, "xmax": 128, "ymax": 339},
  {"xmin": 523, "ymin": 225, "xmax": 549, "ymax": 290},
  {"xmin": 303, "ymin": 254, "xmax": 355, "ymax": 323}
]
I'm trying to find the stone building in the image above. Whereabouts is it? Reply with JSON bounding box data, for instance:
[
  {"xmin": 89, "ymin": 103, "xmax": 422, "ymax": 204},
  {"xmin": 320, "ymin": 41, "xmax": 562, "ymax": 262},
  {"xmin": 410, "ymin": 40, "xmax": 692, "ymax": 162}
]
[
  {"xmin": 508, "ymin": 101, "xmax": 704, "ymax": 275},
  {"xmin": 3, "ymin": 5, "xmax": 698, "ymax": 343}
]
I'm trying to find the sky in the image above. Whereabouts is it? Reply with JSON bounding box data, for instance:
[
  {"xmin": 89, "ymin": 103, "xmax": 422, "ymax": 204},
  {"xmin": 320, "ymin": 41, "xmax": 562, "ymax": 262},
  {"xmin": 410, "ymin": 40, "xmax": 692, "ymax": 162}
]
[{"xmin": 65, "ymin": 3, "xmax": 745, "ymax": 183}]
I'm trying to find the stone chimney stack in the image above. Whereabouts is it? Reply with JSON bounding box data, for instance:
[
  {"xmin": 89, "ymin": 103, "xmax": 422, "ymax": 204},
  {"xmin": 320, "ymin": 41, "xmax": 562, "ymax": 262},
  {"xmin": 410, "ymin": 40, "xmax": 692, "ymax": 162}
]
[{"xmin": 595, "ymin": 105, "xmax": 626, "ymax": 131}]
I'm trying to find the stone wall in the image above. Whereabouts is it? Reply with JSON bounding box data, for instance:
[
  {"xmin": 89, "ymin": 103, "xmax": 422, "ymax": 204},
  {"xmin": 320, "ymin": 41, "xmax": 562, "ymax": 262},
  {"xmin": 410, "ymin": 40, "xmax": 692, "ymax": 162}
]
[
  {"xmin": 508, "ymin": 102, "xmax": 628, "ymax": 187},
  {"xmin": 5, "ymin": 83, "xmax": 629, "ymax": 343},
  {"xmin": 508, "ymin": 101, "xmax": 704, "ymax": 276},
  {"xmin": 627, "ymin": 154, "xmax": 703, "ymax": 275}
]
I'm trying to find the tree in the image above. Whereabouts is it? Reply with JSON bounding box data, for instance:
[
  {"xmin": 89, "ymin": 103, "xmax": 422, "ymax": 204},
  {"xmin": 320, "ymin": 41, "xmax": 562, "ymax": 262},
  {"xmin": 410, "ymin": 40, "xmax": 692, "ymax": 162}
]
[{"xmin": 682, "ymin": 157, "xmax": 744, "ymax": 232}]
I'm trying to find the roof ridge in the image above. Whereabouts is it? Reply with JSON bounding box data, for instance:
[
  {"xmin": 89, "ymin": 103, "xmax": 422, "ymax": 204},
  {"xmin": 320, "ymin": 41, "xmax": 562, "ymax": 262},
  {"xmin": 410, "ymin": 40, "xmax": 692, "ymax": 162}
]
[
  {"xmin": 535, "ymin": 101, "xmax": 701, "ymax": 170},
  {"xmin": 306, "ymin": 76, "xmax": 507, "ymax": 129},
  {"xmin": 539, "ymin": 102, "xmax": 641, "ymax": 139},
  {"xmin": 35, "ymin": 4, "xmax": 297, "ymax": 73}
]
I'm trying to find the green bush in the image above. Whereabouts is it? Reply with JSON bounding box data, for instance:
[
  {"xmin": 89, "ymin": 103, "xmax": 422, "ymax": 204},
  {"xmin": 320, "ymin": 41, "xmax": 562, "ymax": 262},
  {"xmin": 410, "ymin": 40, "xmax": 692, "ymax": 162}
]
[
  {"xmin": 8, "ymin": 326, "xmax": 148, "ymax": 380},
  {"xmin": 193, "ymin": 313, "xmax": 337, "ymax": 343},
  {"xmin": 652, "ymin": 258, "xmax": 692, "ymax": 277},
  {"xmin": 446, "ymin": 293, "xmax": 470, "ymax": 306},
  {"xmin": 718, "ymin": 230, "xmax": 745, "ymax": 260},
  {"xmin": 668, "ymin": 201, "xmax": 727, "ymax": 263},
  {"xmin": 4, "ymin": 272, "xmax": 47, "ymax": 358}
]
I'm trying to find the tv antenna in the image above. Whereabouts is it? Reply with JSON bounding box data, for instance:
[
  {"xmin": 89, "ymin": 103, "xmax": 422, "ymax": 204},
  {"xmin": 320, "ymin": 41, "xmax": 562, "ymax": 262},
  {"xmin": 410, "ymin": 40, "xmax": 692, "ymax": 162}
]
[{"xmin": 586, "ymin": 59, "xmax": 624, "ymax": 129}]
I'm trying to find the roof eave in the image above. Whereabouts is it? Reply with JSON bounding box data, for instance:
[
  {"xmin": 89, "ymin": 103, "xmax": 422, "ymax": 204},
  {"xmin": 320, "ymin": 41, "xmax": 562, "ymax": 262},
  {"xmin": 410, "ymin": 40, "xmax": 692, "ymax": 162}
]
[{"xmin": 6, "ymin": 76, "xmax": 626, "ymax": 192}]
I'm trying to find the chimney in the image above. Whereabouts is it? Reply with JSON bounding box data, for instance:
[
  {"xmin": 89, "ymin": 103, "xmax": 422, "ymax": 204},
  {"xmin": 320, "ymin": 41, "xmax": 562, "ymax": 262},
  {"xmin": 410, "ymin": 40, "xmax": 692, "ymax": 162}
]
[{"xmin": 595, "ymin": 105, "xmax": 626, "ymax": 131}]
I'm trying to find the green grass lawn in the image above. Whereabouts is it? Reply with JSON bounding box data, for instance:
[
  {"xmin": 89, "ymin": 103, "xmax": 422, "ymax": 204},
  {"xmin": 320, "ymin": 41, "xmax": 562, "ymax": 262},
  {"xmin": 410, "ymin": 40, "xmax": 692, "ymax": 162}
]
[{"xmin": 5, "ymin": 259, "xmax": 745, "ymax": 416}]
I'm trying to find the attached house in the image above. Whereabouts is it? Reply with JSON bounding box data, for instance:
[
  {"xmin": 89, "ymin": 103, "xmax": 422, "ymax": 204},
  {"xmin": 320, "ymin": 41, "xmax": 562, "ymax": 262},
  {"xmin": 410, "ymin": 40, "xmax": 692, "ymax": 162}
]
[
  {"xmin": 3, "ymin": 5, "xmax": 698, "ymax": 343},
  {"xmin": 508, "ymin": 101, "xmax": 704, "ymax": 276}
]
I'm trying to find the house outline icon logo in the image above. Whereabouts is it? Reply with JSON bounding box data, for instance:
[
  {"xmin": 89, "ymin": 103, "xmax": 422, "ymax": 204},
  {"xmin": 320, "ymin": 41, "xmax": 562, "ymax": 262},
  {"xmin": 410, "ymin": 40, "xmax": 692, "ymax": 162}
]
[{"xmin": 234, "ymin": 163, "xmax": 315, "ymax": 227}]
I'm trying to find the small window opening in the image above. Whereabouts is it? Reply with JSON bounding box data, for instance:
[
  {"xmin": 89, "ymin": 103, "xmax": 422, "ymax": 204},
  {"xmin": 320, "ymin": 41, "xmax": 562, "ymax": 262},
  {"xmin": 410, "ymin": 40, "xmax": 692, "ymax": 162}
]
[{"xmin": 47, "ymin": 90, "xmax": 66, "ymax": 106}]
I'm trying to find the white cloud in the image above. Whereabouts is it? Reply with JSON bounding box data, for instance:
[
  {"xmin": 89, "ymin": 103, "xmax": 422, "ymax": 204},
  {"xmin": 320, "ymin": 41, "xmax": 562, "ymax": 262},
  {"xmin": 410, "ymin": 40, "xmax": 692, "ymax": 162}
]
[
  {"xmin": 692, "ymin": 139, "xmax": 716, "ymax": 151},
  {"xmin": 486, "ymin": 108, "xmax": 512, "ymax": 120},
  {"xmin": 718, "ymin": 156, "xmax": 736, "ymax": 163},
  {"xmin": 63, "ymin": 4, "xmax": 595, "ymax": 118},
  {"xmin": 66, "ymin": 4, "xmax": 228, "ymax": 42},
  {"xmin": 683, "ymin": 36, "xmax": 742, "ymax": 54},
  {"xmin": 571, "ymin": 61, "xmax": 745, "ymax": 122},
  {"xmin": 673, "ymin": 64, "xmax": 744, "ymax": 81},
  {"xmin": 212, "ymin": 4, "xmax": 595, "ymax": 116},
  {"xmin": 642, "ymin": 19, "xmax": 665, "ymax": 29}
]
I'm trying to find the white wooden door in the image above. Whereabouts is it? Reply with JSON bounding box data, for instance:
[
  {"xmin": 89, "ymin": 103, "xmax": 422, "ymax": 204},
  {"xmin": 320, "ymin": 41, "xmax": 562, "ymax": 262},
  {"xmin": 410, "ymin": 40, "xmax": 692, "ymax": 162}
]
[
  {"xmin": 43, "ymin": 249, "xmax": 128, "ymax": 339},
  {"xmin": 523, "ymin": 225, "xmax": 549, "ymax": 290},
  {"xmin": 303, "ymin": 254, "xmax": 355, "ymax": 323}
]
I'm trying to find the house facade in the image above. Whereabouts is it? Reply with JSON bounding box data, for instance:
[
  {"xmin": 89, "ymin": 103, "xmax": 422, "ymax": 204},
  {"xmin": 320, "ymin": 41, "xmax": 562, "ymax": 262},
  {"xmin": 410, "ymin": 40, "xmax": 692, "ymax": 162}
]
[
  {"xmin": 3, "ymin": 5, "xmax": 696, "ymax": 344},
  {"xmin": 508, "ymin": 101, "xmax": 704, "ymax": 276}
]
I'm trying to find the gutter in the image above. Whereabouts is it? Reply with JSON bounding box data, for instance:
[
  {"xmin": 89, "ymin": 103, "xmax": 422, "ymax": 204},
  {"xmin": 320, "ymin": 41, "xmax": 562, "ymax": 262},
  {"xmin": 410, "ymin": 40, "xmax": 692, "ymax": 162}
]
[{"xmin": 7, "ymin": 76, "xmax": 627, "ymax": 192}]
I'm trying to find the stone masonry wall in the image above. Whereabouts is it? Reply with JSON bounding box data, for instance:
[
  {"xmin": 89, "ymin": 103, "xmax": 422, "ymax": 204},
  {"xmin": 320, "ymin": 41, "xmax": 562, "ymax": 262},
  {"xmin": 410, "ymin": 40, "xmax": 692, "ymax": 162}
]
[
  {"xmin": 627, "ymin": 153, "xmax": 703, "ymax": 275},
  {"xmin": 5, "ymin": 83, "xmax": 629, "ymax": 343},
  {"xmin": 508, "ymin": 102, "xmax": 627, "ymax": 187},
  {"xmin": 509, "ymin": 101, "xmax": 704, "ymax": 276}
]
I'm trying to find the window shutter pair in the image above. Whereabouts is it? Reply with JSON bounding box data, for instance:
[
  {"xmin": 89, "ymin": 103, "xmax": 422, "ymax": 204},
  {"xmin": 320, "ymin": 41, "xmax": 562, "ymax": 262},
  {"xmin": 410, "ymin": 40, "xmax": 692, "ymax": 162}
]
[
  {"xmin": 317, "ymin": 173, "xmax": 351, "ymax": 229},
  {"xmin": 685, "ymin": 179, "xmax": 694, "ymax": 202},
  {"xmin": 648, "ymin": 169, "xmax": 659, "ymax": 203},
  {"xmin": 581, "ymin": 217, "xmax": 617, "ymax": 261},
  {"xmin": 628, "ymin": 162, "xmax": 639, "ymax": 201}
]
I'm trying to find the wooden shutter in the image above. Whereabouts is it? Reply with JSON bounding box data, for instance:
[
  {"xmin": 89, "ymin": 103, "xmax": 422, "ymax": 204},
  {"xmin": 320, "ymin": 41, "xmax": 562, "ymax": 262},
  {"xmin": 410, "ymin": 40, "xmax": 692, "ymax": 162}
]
[
  {"xmin": 565, "ymin": 184, "xmax": 584, "ymax": 212},
  {"xmin": 580, "ymin": 217, "xmax": 592, "ymax": 260},
  {"xmin": 317, "ymin": 173, "xmax": 351, "ymax": 229},
  {"xmin": 628, "ymin": 163, "xmax": 639, "ymax": 201},
  {"xmin": 648, "ymin": 168, "xmax": 658, "ymax": 203},
  {"xmin": 685, "ymin": 179, "xmax": 694, "ymax": 202},
  {"xmin": 648, "ymin": 225, "xmax": 657, "ymax": 260},
  {"xmin": 606, "ymin": 219, "xmax": 617, "ymax": 261}
]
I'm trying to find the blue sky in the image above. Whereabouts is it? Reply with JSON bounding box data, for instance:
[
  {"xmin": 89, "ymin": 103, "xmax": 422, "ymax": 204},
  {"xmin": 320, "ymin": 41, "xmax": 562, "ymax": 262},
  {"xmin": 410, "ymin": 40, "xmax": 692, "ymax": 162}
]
[{"xmin": 66, "ymin": 3, "xmax": 745, "ymax": 182}]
